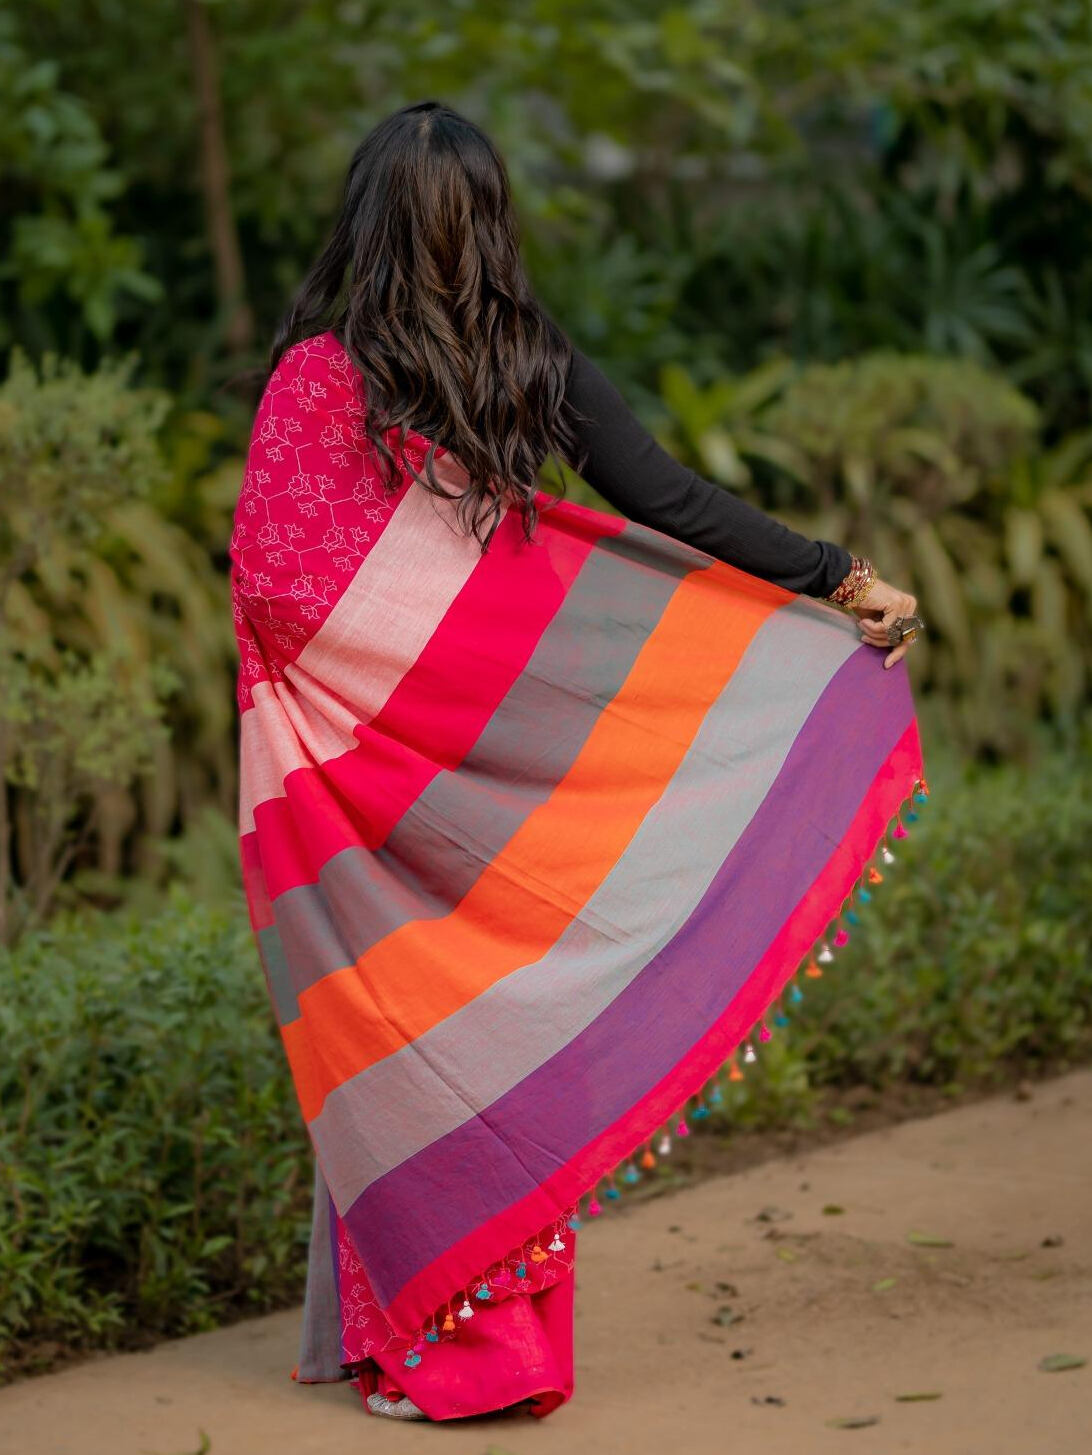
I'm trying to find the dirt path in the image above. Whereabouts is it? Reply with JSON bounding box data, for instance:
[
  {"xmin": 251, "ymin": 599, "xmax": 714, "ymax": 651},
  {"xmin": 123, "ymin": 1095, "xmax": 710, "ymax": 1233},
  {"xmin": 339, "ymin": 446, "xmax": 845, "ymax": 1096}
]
[{"xmin": 4, "ymin": 1070, "xmax": 1090, "ymax": 1455}]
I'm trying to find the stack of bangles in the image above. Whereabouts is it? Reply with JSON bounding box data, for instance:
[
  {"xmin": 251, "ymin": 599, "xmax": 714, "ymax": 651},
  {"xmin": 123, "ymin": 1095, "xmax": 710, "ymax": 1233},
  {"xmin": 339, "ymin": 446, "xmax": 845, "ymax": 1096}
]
[
  {"xmin": 825, "ymin": 553, "xmax": 926, "ymax": 646},
  {"xmin": 826, "ymin": 553, "xmax": 876, "ymax": 608}
]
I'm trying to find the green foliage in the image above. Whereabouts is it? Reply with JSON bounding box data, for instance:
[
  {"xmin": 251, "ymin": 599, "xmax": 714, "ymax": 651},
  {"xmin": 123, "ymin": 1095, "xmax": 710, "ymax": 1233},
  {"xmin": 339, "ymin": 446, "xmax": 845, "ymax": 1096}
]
[
  {"xmin": 0, "ymin": 349, "xmax": 180, "ymax": 942},
  {"xmin": 715, "ymin": 735, "xmax": 1092, "ymax": 1130},
  {"xmin": 0, "ymin": 893, "xmax": 309, "ymax": 1376},
  {"xmin": 657, "ymin": 352, "xmax": 1092, "ymax": 756},
  {"xmin": 2, "ymin": 742, "xmax": 1088, "ymax": 1371},
  {"xmin": 0, "ymin": 14, "xmax": 160, "ymax": 350},
  {"xmin": 0, "ymin": 350, "xmax": 241, "ymax": 937}
]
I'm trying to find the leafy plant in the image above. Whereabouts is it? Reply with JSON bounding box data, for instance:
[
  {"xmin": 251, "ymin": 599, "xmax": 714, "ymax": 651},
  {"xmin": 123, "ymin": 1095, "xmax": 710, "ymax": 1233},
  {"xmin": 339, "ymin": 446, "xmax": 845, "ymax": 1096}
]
[
  {"xmin": 0, "ymin": 349, "xmax": 178, "ymax": 942},
  {"xmin": 656, "ymin": 351, "xmax": 1092, "ymax": 756}
]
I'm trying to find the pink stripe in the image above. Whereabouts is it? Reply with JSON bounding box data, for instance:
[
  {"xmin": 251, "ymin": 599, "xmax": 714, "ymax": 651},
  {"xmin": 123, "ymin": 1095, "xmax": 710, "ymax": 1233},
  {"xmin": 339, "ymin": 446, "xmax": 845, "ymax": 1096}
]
[
  {"xmin": 245, "ymin": 506, "xmax": 612, "ymax": 901},
  {"xmin": 384, "ymin": 718, "xmax": 923, "ymax": 1331},
  {"xmin": 238, "ymin": 465, "xmax": 487, "ymax": 832}
]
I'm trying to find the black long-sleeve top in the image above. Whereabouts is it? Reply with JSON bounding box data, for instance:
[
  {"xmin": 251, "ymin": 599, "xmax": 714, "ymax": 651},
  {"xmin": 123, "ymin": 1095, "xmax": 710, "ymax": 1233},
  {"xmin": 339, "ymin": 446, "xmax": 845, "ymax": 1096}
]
[{"xmin": 564, "ymin": 347, "xmax": 851, "ymax": 599}]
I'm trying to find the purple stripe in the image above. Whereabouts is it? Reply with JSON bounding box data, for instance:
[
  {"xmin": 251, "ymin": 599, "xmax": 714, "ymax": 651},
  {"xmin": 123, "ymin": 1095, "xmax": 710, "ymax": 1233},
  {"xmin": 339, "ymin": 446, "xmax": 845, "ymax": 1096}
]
[{"xmin": 344, "ymin": 646, "xmax": 915, "ymax": 1304}]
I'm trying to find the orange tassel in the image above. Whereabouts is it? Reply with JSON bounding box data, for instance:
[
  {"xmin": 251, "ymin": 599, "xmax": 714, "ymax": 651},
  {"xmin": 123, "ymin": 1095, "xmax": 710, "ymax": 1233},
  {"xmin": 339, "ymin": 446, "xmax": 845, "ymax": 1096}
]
[
  {"xmin": 804, "ymin": 956, "xmax": 823, "ymax": 978},
  {"xmin": 728, "ymin": 1053, "xmax": 744, "ymax": 1082},
  {"xmin": 867, "ymin": 866, "xmax": 883, "ymax": 884},
  {"xmin": 640, "ymin": 1147, "xmax": 656, "ymax": 1169}
]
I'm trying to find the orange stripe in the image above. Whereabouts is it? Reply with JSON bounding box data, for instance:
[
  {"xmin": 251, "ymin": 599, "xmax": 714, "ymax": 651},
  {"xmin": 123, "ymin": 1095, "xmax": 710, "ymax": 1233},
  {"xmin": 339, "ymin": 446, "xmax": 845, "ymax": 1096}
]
[{"xmin": 283, "ymin": 564, "xmax": 790, "ymax": 1120}]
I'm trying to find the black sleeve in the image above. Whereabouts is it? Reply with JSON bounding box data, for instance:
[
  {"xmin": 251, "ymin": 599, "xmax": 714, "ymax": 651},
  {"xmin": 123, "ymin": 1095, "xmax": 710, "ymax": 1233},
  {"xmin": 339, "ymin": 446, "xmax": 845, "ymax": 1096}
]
[{"xmin": 563, "ymin": 346, "xmax": 852, "ymax": 599}]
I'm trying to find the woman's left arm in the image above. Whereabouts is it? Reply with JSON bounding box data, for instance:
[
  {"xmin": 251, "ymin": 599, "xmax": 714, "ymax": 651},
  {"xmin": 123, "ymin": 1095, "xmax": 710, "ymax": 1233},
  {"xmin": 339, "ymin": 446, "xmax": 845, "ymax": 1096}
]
[{"xmin": 563, "ymin": 346, "xmax": 853, "ymax": 599}]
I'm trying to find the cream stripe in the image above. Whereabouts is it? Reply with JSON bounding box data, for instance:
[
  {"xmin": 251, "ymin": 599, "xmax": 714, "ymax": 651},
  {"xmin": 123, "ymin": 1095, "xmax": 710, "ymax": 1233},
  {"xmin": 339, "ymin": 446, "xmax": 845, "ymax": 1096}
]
[{"xmin": 239, "ymin": 459, "xmax": 492, "ymax": 833}]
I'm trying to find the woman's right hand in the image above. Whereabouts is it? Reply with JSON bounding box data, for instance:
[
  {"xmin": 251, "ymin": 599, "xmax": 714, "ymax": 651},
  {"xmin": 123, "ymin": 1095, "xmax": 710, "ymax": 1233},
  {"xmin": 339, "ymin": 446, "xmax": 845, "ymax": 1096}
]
[{"xmin": 848, "ymin": 576, "xmax": 920, "ymax": 670}]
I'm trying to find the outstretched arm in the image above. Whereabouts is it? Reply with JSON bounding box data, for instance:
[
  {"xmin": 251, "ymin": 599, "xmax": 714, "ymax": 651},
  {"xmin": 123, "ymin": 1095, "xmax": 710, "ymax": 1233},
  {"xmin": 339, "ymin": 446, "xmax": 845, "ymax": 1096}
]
[{"xmin": 564, "ymin": 346, "xmax": 852, "ymax": 599}]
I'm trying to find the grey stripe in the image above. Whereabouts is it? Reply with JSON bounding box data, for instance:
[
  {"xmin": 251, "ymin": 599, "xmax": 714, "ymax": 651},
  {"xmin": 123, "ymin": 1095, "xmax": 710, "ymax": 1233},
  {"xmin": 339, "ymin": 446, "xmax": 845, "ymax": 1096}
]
[
  {"xmin": 312, "ymin": 596, "xmax": 860, "ymax": 1211},
  {"xmin": 260, "ymin": 526, "xmax": 696, "ymax": 1024},
  {"xmin": 295, "ymin": 1156, "xmax": 350, "ymax": 1382}
]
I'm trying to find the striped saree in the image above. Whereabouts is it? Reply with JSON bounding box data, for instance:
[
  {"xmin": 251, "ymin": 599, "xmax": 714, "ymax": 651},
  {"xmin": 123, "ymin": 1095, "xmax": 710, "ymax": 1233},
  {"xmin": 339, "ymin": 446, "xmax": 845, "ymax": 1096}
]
[{"xmin": 229, "ymin": 331, "xmax": 926, "ymax": 1412}]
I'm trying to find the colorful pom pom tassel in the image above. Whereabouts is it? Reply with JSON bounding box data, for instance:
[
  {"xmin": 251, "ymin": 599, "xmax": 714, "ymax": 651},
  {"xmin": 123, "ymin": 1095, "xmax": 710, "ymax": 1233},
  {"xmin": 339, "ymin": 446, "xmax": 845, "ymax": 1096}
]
[
  {"xmin": 804, "ymin": 956, "xmax": 823, "ymax": 978},
  {"xmin": 817, "ymin": 942, "xmax": 834, "ymax": 963},
  {"xmin": 549, "ymin": 1233, "xmax": 567, "ymax": 1251},
  {"xmin": 676, "ymin": 1117, "xmax": 690, "ymax": 1138},
  {"xmin": 790, "ymin": 983, "xmax": 804, "ymax": 1004},
  {"xmin": 728, "ymin": 1054, "xmax": 744, "ymax": 1081},
  {"xmin": 623, "ymin": 1162, "xmax": 640, "ymax": 1184},
  {"xmin": 759, "ymin": 1020, "xmax": 773, "ymax": 1042},
  {"xmin": 588, "ymin": 1197, "xmax": 603, "ymax": 1216},
  {"xmin": 833, "ymin": 927, "xmax": 850, "ymax": 947},
  {"xmin": 657, "ymin": 1133, "xmax": 672, "ymax": 1156},
  {"xmin": 893, "ymin": 820, "xmax": 908, "ymax": 839},
  {"xmin": 868, "ymin": 866, "xmax": 884, "ymax": 884},
  {"xmin": 743, "ymin": 1041, "xmax": 757, "ymax": 1064},
  {"xmin": 881, "ymin": 845, "xmax": 895, "ymax": 865},
  {"xmin": 458, "ymin": 1298, "xmax": 475, "ymax": 1320}
]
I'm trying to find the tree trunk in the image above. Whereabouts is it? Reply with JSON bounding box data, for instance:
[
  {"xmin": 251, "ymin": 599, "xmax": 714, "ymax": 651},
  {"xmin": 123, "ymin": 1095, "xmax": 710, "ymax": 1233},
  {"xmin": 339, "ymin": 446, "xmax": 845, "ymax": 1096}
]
[{"xmin": 184, "ymin": 0, "xmax": 254, "ymax": 354}]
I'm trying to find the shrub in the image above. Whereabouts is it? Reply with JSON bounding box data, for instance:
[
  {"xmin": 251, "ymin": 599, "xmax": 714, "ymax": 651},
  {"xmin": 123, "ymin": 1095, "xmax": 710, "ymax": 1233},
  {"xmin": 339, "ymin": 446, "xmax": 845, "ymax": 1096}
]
[
  {"xmin": 2, "ymin": 737, "xmax": 1090, "ymax": 1373},
  {"xmin": 0, "ymin": 890, "xmax": 309, "ymax": 1376}
]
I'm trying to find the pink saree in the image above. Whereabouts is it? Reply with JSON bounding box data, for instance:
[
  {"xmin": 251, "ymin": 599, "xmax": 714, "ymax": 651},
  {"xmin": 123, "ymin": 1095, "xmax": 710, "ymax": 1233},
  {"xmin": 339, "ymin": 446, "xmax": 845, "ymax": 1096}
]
[{"xmin": 230, "ymin": 331, "xmax": 926, "ymax": 1423}]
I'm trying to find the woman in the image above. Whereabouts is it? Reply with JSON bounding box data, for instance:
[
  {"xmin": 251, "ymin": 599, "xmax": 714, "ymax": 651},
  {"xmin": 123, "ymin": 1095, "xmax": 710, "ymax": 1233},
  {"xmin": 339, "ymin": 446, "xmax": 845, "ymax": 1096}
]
[{"xmin": 228, "ymin": 100, "xmax": 925, "ymax": 1424}]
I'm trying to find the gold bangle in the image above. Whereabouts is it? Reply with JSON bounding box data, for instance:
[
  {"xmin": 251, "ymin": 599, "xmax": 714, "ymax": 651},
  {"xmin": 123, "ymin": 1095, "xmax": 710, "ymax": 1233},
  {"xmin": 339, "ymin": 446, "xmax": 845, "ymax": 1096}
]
[{"xmin": 827, "ymin": 555, "xmax": 875, "ymax": 608}]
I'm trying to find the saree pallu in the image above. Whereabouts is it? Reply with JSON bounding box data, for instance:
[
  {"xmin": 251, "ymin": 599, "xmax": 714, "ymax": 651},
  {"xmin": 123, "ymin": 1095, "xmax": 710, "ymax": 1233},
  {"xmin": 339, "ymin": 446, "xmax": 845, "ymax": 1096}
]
[{"xmin": 229, "ymin": 332, "xmax": 926, "ymax": 1416}]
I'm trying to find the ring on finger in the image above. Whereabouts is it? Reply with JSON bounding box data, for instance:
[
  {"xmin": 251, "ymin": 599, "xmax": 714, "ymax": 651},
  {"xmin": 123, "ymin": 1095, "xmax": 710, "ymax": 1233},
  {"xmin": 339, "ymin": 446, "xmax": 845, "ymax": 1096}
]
[{"xmin": 885, "ymin": 613, "xmax": 925, "ymax": 646}]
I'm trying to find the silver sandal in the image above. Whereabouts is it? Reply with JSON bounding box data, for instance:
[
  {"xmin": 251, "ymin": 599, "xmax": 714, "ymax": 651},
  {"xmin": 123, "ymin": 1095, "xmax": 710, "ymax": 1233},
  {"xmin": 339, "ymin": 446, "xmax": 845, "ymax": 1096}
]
[{"xmin": 365, "ymin": 1391, "xmax": 430, "ymax": 1420}]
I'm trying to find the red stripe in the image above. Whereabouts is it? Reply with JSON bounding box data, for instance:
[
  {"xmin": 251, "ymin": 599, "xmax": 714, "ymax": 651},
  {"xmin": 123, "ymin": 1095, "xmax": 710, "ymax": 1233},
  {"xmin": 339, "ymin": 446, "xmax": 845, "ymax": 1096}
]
[{"xmin": 243, "ymin": 505, "xmax": 615, "ymax": 903}]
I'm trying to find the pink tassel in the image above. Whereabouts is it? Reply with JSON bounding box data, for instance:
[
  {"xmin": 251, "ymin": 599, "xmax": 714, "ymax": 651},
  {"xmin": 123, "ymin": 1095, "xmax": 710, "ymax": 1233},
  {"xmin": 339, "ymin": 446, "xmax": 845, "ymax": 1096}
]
[
  {"xmin": 588, "ymin": 1196, "xmax": 602, "ymax": 1217},
  {"xmin": 833, "ymin": 927, "xmax": 850, "ymax": 946},
  {"xmin": 894, "ymin": 821, "xmax": 908, "ymax": 839},
  {"xmin": 676, "ymin": 1117, "xmax": 690, "ymax": 1137},
  {"xmin": 759, "ymin": 1021, "xmax": 772, "ymax": 1042}
]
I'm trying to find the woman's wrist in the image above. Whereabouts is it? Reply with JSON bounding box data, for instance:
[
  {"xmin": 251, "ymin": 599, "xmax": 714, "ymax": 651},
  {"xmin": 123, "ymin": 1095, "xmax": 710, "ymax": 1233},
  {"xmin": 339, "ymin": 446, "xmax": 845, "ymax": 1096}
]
[{"xmin": 825, "ymin": 553, "xmax": 876, "ymax": 608}]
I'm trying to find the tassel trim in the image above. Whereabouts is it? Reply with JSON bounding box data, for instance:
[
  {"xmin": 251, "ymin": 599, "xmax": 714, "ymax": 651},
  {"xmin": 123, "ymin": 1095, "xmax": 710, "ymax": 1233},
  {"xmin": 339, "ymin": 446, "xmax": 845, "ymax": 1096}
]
[{"xmin": 389, "ymin": 772, "xmax": 929, "ymax": 1365}]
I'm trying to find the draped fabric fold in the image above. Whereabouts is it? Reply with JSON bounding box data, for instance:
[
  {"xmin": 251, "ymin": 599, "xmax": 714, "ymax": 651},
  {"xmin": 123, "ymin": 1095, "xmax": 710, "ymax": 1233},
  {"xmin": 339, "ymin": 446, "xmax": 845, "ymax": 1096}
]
[{"xmin": 230, "ymin": 331, "xmax": 926, "ymax": 1371}]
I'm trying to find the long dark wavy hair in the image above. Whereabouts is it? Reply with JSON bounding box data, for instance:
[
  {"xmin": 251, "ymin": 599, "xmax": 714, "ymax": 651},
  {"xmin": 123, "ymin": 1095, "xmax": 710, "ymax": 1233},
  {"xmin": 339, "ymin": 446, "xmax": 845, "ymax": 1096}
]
[{"xmin": 270, "ymin": 101, "xmax": 584, "ymax": 549}]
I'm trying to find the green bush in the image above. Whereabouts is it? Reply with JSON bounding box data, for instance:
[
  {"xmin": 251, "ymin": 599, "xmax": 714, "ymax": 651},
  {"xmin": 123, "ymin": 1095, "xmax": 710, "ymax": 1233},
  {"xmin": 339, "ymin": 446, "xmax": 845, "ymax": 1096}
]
[
  {"xmin": 2, "ymin": 739, "xmax": 1090, "ymax": 1373},
  {"xmin": 0, "ymin": 890, "xmax": 309, "ymax": 1377},
  {"xmin": 718, "ymin": 732, "xmax": 1092, "ymax": 1129}
]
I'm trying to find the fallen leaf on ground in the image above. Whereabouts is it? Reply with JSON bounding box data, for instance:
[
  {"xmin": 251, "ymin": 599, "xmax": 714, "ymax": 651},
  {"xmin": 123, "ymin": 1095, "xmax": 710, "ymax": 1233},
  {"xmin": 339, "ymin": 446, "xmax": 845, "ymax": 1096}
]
[
  {"xmin": 907, "ymin": 1231, "xmax": 953, "ymax": 1247},
  {"xmin": 822, "ymin": 1204, "xmax": 845, "ymax": 1215},
  {"xmin": 825, "ymin": 1414, "xmax": 880, "ymax": 1428},
  {"xmin": 1038, "ymin": 1354, "xmax": 1086, "ymax": 1373},
  {"xmin": 895, "ymin": 1391, "xmax": 943, "ymax": 1402},
  {"xmin": 776, "ymin": 1246, "xmax": 798, "ymax": 1262},
  {"xmin": 871, "ymin": 1277, "xmax": 897, "ymax": 1292},
  {"xmin": 713, "ymin": 1305, "xmax": 744, "ymax": 1326}
]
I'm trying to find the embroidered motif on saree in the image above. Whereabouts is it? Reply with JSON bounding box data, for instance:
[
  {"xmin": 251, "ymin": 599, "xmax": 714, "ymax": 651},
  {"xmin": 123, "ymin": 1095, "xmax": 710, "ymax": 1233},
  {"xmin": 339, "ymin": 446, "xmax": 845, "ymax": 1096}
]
[{"xmin": 229, "ymin": 331, "xmax": 927, "ymax": 1361}]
